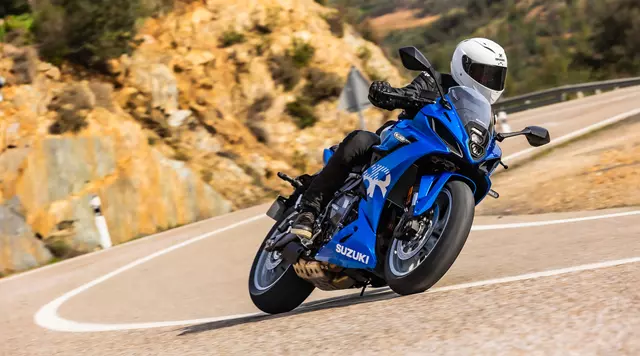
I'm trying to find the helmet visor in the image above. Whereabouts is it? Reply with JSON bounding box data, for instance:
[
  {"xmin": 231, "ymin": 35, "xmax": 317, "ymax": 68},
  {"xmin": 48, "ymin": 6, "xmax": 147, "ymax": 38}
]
[{"xmin": 462, "ymin": 55, "xmax": 507, "ymax": 91}]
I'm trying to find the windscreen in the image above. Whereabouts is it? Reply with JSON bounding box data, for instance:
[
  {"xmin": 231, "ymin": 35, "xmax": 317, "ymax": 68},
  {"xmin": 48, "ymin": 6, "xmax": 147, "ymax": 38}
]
[{"xmin": 448, "ymin": 86, "xmax": 493, "ymax": 129}]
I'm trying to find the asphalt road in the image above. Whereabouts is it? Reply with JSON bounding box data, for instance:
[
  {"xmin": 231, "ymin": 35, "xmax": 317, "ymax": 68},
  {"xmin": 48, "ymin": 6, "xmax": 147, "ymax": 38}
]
[{"xmin": 1, "ymin": 88, "xmax": 639, "ymax": 355}]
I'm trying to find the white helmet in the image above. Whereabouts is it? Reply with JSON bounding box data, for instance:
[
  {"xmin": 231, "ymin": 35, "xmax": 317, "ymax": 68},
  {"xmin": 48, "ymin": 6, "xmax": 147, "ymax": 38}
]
[{"xmin": 451, "ymin": 38, "xmax": 507, "ymax": 104}]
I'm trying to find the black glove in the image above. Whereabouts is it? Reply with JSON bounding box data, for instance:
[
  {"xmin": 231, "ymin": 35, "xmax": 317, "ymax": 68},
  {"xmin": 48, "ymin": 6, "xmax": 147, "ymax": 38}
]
[{"xmin": 368, "ymin": 81, "xmax": 398, "ymax": 111}]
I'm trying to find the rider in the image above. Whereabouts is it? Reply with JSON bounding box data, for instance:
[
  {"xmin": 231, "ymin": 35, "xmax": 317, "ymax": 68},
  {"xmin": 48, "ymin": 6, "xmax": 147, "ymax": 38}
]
[{"xmin": 291, "ymin": 38, "xmax": 508, "ymax": 241}]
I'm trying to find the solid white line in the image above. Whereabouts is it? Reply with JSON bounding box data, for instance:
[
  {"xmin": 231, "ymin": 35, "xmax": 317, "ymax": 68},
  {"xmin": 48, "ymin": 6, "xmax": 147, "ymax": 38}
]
[
  {"xmin": 33, "ymin": 210, "xmax": 640, "ymax": 333},
  {"xmin": 34, "ymin": 214, "xmax": 266, "ymax": 332},
  {"xmin": 503, "ymin": 107, "xmax": 640, "ymax": 162},
  {"xmin": 427, "ymin": 256, "xmax": 640, "ymax": 294},
  {"xmin": 36, "ymin": 255, "xmax": 640, "ymax": 332},
  {"xmin": 0, "ymin": 209, "xmax": 268, "ymax": 285},
  {"xmin": 471, "ymin": 210, "xmax": 640, "ymax": 231}
]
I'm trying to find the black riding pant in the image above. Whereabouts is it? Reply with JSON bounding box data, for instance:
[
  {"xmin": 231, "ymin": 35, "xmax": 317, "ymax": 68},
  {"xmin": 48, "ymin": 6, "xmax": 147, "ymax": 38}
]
[{"xmin": 301, "ymin": 130, "xmax": 380, "ymax": 215}]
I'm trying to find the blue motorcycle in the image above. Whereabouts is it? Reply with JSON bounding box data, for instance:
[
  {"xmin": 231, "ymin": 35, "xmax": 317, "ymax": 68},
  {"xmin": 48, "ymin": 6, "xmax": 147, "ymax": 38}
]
[{"xmin": 249, "ymin": 47, "xmax": 550, "ymax": 314}]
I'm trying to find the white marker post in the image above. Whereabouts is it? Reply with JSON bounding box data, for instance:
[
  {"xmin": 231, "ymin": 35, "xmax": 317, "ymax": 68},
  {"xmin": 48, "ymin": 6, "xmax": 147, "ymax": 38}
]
[
  {"xmin": 0, "ymin": 76, "xmax": 5, "ymax": 103},
  {"xmin": 497, "ymin": 111, "xmax": 511, "ymax": 133},
  {"xmin": 90, "ymin": 195, "xmax": 112, "ymax": 249}
]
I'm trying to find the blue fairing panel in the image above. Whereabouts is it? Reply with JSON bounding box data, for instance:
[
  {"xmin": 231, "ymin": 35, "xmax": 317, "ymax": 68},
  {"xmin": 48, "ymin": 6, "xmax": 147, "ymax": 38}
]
[
  {"xmin": 315, "ymin": 204, "xmax": 377, "ymax": 269},
  {"xmin": 413, "ymin": 173, "xmax": 477, "ymax": 216},
  {"xmin": 323, "ymin": 148, "xmax": 334, "ymax": 166}
]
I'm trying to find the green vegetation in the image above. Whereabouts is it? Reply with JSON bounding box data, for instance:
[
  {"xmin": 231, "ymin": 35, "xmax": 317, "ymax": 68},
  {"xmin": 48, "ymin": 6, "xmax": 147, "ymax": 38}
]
[
  {"xmin": 268, "ymin": 39, "xmax": 317, "ymax": 90},
  {"xmin": 323, "ymin": 13, "xmax": 345, "ymax": 37},
  {"xmin": 47, "ymin": 84, "xmax": 93, "ymax": 134},
  {"xmin": 303, "ymin": 68, "xmax": 343, "ymax": 102},
  {"xmin": 269, "ymin": 55, "xmax": 302, "ymax": 91},
  {"xmin": 328, "ymin": 0, "xmax": 640, "ymax": 97},
  {"xmin": 1, "ymin": 0, "xmax": 171, "ymax": 69},
  {"xmin": 287, "ymin": 39, "xmax": 316, "ymax": 68},
  {"xmin": 286, "ymin": 98, "xmax": 319, "ymax": 129},
  {"xmin": 219, "ymin": 29, "xmax": 246, "ymax": 48}
]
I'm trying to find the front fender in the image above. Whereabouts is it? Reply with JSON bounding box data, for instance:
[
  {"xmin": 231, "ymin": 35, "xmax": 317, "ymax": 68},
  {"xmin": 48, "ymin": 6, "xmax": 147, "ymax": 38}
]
[{"xmin": 413, "ymin": 172, "xmax": 476, "ymax": 216}]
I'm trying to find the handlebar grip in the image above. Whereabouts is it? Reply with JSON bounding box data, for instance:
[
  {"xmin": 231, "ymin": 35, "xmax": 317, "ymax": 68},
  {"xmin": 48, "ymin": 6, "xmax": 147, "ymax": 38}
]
[{"xmin": 277, "ymin": 172, "xmax": 303, "ymax": 189}]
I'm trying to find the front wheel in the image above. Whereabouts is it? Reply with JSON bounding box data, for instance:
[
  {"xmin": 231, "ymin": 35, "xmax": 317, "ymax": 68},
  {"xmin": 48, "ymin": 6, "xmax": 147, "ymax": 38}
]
[
  {"xmin": 384, "ymin": 180, "xmax": 474, "ymax": 295},
  {"xmin": 249, "ymin": 210, "xmax": 315, "ymax": 314}
]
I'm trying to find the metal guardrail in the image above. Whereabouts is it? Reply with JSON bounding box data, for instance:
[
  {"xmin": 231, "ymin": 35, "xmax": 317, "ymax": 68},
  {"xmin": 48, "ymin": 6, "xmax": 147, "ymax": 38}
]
[{"xmin": 494, "ymin": 77, "xmax": 640, "ymax": 114}]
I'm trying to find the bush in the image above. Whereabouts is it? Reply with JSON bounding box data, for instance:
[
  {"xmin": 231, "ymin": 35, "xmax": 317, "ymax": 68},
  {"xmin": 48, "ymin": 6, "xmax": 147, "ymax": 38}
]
[
  {"xmin": 247, "ymin": 121, "xmax": 270, "ymax": 144},
  {"xmin": 47, "ymin": 84, "xmax": 94, "ymax": 134},
  {"xmin": 304, "ymin": 68, "xmax": 343, "ymax": 102},
  {"xmin": 287, "ymin": 39, "xmax": 315, "ymax": 68},
  {"xmin": 33, "ymin": 0, "xmax": 144, "ymax": 68},
  {"xmin": 219, "ymin": 29, "xmax": 246, "ymax": 48},
  {"xmin": 173, "ymin": 151, "xmax": 190, "ymax": 162},
  {"xmin": 248, "ymin": 95, "xmax": 274, "ymax": 118},
  {"xmin": 357, "ymin": 46, "xmax": 372, "ymax": 61},
  {"xmin": 1, "ymin": 12, "xmax": 35, "ymax": 44},
  {"xmin": 324, "ymin": 14, "xmax": 345, "ymax": 37},
  {"xmin": 286, "ymin": 97, "xmax": 318, "ymax": 129},
  {"xmin": 0, "ymin": 0, "xmax": 31, "ymax": 17},
  {"xmin": 269, "ymin": 55, "xmax": 301, "ymax": 91}
]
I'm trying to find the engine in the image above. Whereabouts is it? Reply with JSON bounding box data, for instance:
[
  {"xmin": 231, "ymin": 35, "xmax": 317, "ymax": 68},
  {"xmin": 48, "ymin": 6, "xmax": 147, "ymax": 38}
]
[
  {"xmin": 292, "ymin": 193, "xmax": 360, "ymax": 291},
  {"xmin": 327, "ymin": 193, "xmax": 359, "ymax": 228}
]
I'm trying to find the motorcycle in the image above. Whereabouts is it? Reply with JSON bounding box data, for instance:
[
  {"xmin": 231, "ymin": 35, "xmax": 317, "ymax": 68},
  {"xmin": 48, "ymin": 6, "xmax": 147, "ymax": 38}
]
[{"xmin": 249, "ymin": 47, "xmax": 550, "ymax": 314}]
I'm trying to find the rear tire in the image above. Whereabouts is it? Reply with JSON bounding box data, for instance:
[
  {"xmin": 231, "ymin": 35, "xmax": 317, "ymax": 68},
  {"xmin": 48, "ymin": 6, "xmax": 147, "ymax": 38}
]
[
  {"xmin": 249, "ymin": 210, "xmax": 315, "ymax": 314},
  {"xmin": 384, "ymin": 180, "xmax": 474, "ymax": 295}
]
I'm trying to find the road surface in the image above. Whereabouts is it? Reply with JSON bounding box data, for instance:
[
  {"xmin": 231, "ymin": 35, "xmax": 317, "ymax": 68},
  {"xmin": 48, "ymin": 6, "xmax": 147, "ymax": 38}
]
[{"xmin": 1, "ymin": 87, "xmax": 639, "ymax": 355}]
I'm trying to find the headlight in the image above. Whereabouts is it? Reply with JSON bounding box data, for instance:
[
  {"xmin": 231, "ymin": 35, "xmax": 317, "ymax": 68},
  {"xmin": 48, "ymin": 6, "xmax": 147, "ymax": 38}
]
[
  {"xmin": 471, "ymin": 132, "xmax": 483, "ymax": 144},
  {"xmin": 470, "ymin": 142, "xmax": 484, "ymax": 157},
  {"xmin": 467, "ymin": 126, "xmax": 487, "ymax": 159}
]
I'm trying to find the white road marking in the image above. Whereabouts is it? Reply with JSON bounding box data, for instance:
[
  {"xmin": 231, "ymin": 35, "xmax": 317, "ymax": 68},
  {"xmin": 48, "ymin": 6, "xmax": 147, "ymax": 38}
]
[
  {"xmin": 34, "ymin": 210, "xmax": 640, "ymax": 333},
  {"xmin": 0, "ymin": 209, "xmax": 266, "ymax": 285},
  {"xmin": 35, "ymin": 256, "xmax": 640, "ymax": 332},
  {"xmin": 504, "ymin": 107, "xmax": 640, "ymax": 162},
  {"xmin": 471, "ymin": 210, "xmax": 640, "ymax": 231},
  {"xmin": 34, "ymin": 214, "xmax": 266, "ymax": 332}
]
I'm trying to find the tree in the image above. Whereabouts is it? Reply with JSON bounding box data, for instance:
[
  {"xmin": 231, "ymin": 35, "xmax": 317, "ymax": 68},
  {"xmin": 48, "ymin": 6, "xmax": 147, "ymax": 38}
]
[{"xmin": 33, "ymin": 0, "xmax": 146, "ymax": 68}]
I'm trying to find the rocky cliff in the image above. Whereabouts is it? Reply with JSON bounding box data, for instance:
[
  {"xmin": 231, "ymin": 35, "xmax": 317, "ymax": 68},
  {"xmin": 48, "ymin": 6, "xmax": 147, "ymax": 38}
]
[{"xmin": 0, "ymin": 0, "xmax": 401, "ymax": 275}]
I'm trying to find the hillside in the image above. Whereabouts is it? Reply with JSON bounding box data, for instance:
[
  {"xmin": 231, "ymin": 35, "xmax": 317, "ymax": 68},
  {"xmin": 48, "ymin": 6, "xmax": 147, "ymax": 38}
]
[
  {"xmin": 0, "ymin": 0, "xmax": 402, "ymax": 274},
  {"xmin": 329, "ymin": 0, "xmax": 640, "ymax": 97}
]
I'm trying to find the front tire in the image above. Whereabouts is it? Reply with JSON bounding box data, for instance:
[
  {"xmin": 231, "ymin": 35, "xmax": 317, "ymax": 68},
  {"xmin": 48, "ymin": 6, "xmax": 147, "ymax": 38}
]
[
  {"xmin": 249, "ymin": 210, "xmax": 315, "ymax": 314},
  {"xmin": 384, "ymin": 180, "xmax": 474, "ymax": 295}
]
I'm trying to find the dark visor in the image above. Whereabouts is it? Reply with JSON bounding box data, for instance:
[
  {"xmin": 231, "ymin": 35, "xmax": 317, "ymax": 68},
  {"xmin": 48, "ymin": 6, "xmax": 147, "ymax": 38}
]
[{"xmin": 462, "ymin": 55, "xmax": 507, "ymax": 91}]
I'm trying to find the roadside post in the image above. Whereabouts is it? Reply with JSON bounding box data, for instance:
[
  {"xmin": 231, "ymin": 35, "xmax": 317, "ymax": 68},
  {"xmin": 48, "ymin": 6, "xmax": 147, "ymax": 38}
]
[
  {"xmin": 338, "ymin": 66, "xmax": 372, "ymax": 130},
  {"xmin": 0, "ymin": 76, "xmax": 5, "ymax": 103},
  {"xmin": 497, "ymin": 111, "xmax": 511, "ymax": 133},
  {"xmin": 90, "ymin": 195, "xmax": 113, "ymax": 249}
]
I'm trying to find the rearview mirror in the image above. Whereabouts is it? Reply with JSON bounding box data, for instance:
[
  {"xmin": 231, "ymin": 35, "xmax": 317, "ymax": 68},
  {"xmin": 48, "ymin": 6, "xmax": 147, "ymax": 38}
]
[
  {"xmin": 523, "ymin": 126, "xmax": 551, "ymax": 147},
  {"xmin": 496, "ymin": 125, "xmax": 551, "ymax": 147},
  {"xmin": 399, "ymin": 47, "xmax": 433, "ymax": 72}
]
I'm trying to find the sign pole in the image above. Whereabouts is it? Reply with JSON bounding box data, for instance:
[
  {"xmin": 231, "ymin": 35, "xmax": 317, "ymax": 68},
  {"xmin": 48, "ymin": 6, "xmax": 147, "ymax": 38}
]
[{"xmin": 357, "ymin": 110, "xmax": 365, "ymax": 130}]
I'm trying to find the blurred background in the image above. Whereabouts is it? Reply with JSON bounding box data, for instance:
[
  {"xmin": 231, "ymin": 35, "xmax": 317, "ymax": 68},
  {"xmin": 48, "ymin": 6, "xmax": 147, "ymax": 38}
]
[{"xmin": 0, "ymin": 0, "xmax": 638, "ymax": 276}]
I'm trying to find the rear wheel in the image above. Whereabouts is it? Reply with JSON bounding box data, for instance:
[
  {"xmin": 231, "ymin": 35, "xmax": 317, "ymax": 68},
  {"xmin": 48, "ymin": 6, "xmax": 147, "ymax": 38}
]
[
  {"xmin": 249, "ymin": 210, "xmax": 314, "ymax": 314},
  {"xmin": 384, "ymin": 180, "xmax": 474, "ymax": 295}
]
